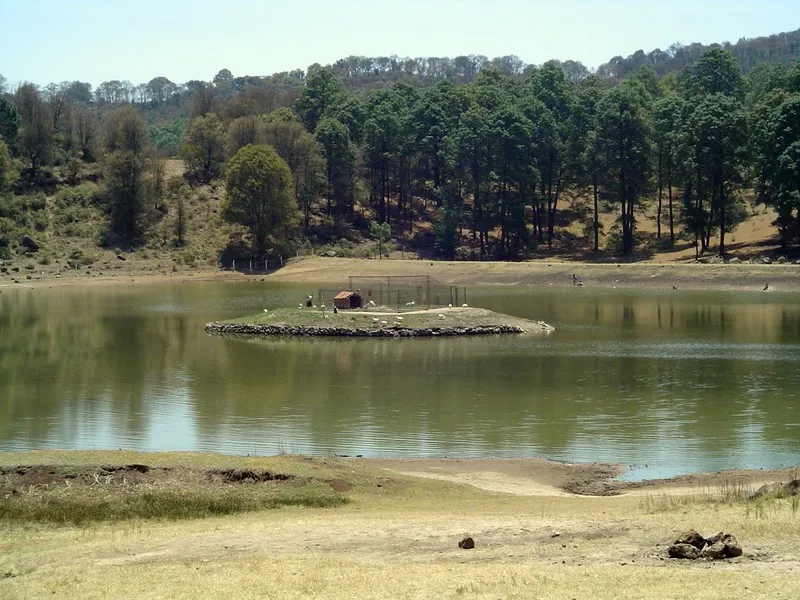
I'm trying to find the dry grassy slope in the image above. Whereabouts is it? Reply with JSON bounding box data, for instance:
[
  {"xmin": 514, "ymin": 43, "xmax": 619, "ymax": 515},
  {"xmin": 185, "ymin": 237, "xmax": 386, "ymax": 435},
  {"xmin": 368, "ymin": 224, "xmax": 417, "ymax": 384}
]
[
  {"xmin": 1, "ymin": 160, "xmax": 244, "ymax": 282},
  {"xmin": 560, "ymin": 194, "xmax": 782, "ymax": 262},
  {"xmin": 2, "ymin": 168, "xmax": 790, "ymax": 289}
]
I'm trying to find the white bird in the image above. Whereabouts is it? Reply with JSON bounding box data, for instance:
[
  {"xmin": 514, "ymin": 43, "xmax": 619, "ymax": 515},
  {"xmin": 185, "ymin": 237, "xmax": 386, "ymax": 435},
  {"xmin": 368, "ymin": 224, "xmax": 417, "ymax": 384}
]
[
  {"xmin": 380, "ymin": 320, "xmax": 388, "ymax": 325},
  {"xmin": 298, "ymin": 304, "xmax": 303, "ymax": 309},
  {"xmin": 395, "ymin": 316, "xmax": 404, "ymax": 321},
  {"xmin": 448, "ymin": 304, "xmax": 452, "ymax": 308},
  {"xmin": 321, "ymin": 303, "xmax": 326, "ymax": 309},
  {"xmin": 263, "ymin": 309, "xmax": 269, "ymax": 313},
  {"xmin": 438, "ymin": 314, "xmax": 446, "ymax": 319},
  {"xmin": 462, "ymin": 303, "xmax": 468, "ymax": 307},
  {"xmin": 372, "ymin": 317, "xmax": 380, "ymax": 322},
  {"xmin": 368, "ymin": 300, "xmax": 376, "ymax": 307}
]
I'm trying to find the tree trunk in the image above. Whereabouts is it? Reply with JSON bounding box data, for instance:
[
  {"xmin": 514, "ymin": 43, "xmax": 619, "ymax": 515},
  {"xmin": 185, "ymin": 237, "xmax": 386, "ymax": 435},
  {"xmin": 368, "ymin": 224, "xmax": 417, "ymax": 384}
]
[
  {"xmin": 593, "ymin": 175, "xmax": 599, "ymax": 254},
  {"xmin": 657, "ymin": 148, "xmax": 662, "ymax": 239},
  {"xmin": 718, "ymin": 186, "xmax": 726, "ymax": 257},
  {"xmin": 667, "ymin": 154, "xmax": 674, "ymax": 245}
]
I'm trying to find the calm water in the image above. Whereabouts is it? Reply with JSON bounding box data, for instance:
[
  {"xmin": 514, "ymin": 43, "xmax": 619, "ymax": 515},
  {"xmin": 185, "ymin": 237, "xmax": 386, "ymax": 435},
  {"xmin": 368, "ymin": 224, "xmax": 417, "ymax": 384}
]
[{"xmin": 1, "ymin": 281, "xmax": 799, "ymax": 480}]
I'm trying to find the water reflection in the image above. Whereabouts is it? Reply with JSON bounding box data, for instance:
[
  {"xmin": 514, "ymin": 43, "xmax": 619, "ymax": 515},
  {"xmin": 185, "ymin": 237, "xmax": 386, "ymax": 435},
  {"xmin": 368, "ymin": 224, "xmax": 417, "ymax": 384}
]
[{"xmin": 1, "ymin": 282, "xmax": 799, "ymax": 478}]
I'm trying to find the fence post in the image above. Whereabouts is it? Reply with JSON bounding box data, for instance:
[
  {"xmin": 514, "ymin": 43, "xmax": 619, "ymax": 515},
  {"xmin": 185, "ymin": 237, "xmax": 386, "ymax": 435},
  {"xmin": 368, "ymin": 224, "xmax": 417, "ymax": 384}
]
[
  {"xmin": 232, "ymin": 259, "xmax": 236, "ymax": 272},
  {"xmin": 280, "ymin": 256, "xmax": 283, "ymax": 267}
]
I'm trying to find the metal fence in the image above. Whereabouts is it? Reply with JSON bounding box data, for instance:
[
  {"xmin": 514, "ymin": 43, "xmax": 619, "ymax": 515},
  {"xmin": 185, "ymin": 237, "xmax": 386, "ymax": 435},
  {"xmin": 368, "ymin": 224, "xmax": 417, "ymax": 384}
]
[{"xmin": 316, "ymin": 275, "xmax": 467, "ymax": 310}]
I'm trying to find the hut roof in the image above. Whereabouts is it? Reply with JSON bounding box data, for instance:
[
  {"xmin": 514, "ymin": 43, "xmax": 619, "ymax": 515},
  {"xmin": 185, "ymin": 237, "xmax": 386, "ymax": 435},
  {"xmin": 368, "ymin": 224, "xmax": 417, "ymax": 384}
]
[{"xmin": 334, "ymin": 291, "xmax": 355, "ymax": 300}]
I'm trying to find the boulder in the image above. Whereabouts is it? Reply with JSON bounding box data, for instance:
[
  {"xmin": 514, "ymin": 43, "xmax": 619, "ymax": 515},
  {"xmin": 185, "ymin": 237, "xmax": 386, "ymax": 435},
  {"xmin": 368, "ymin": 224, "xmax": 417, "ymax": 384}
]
[
  {"xmin": 724, "ymin": 538, "xmax": 743, "ymax": 558},
  {"xmin": 117, "ymin": 254, "xmax": 126, "ymax": 261},
  {"xmin": 728, "ymin": 257, "xmax": 741, "ymax": 264},
  {"xmin": 750, "ymin": 480, "xmax": 800, "ymax": 500},
  {"xmin": 749, "ymin": 482, "xmax": 785, "ymax": 500},
  {"xmin": 458, "ymin": 536, "xmax": 475, "ymax": 550},
  {"xmin": 705, "ymin": 532, "xmax": 742, "ymax": 558},
  {"xmin": 20, "ymin": 235, "xmax": 40, "ymax": 253},
  {"xmin": 675, "ymin": 529, "xmax": 706, "ymax": 550},
  {"xmin": 760, "ymin": 256, "xmax": 772, "ymax": 265},
  {"xmin": 668, "ymin": 543, "xmax": 701, "ymax": 559},
  {"xmin": 702, "ymin": 541, "xmax": 727, "ymax": 560},
  {"xmin": 777, "ymin": 256, "xmax": 787, "ymax": 264}
]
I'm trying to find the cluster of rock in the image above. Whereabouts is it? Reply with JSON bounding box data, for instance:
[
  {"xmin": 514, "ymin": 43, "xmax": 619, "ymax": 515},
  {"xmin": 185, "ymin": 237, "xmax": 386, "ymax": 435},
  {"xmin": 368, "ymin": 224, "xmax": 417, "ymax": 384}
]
[
  {"xmin": 696, "ymin": 255, "xmax": 800, "ymax": 265},
  {"xmin": 205, "ymin": 322, "xmax": 528, "ymax": 338},
  {"xmin": 668, "ymin": 530, "xmax": 742, "ymax": 560}
]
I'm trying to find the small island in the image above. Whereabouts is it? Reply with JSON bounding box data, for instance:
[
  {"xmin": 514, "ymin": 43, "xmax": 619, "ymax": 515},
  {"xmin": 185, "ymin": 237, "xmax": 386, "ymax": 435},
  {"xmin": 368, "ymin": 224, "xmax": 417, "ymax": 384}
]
[{"xmin": 204, "ymin": 306, "xmax": 554, "ymax": 338}]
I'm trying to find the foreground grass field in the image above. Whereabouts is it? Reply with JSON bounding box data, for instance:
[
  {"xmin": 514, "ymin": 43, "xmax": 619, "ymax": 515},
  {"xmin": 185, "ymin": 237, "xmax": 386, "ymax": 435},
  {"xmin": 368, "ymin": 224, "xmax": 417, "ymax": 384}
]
[{"xmin": 1, "ymin": 451, "xmax": 799, "ymax": 599}]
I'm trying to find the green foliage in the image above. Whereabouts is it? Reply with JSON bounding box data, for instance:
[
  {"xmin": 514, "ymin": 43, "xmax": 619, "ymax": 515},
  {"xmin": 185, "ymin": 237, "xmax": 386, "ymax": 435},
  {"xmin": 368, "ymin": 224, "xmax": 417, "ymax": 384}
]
[
  {"xmin": 0, "ymin": 139, "xmax": 17, "ymax": 193},
  {"xmin": 150, "ymin": 116, "xmax": 187, "ymax": 156},
  {"xmin": 596, "ymin": 79, "xmax": 653, "ymax": 255},
  {"xmin": 102, "ymin": 106, "xmax": 155, "ymax": 241},
  {"xmin": 687, "ymin": 48, "xmax": 744, "ymax": 98},
  {"xmin": 756, "ymin": 95, "xmax": 800, "ymax": 244},
  {"xmin": 315, "ymin": 117, "xmax": 354, "ymax": 215},
  {"xmin": 16, "ymin": 84, "xmax": 53, "ymax": 174},
  {"xmin": 433, "ymin": 207, "xmax": 460, "ymax": 259},
  {"xmin": 182, "ymin": 113, "xmax": 224, "ymax": 183},
  {"xmin": 0, "ymin": 97, "xmax": 19, "ymax": 143},
  {"xmin": 224, "ymin": 144, "xmax": 298, "ymax": 252},
  {"xmin": 369, "ymin": 220, "xmax": 391, "ymax": 258},
  {"xmin": 294, "ymin": 67, "xmax": 347, "ymax": 132}
]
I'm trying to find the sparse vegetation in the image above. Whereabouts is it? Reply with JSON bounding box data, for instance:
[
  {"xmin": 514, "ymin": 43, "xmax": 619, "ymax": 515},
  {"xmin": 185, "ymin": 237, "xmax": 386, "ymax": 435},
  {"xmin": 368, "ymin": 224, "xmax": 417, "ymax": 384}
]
[{"xmin": 0, "ymin": 464, "xmax": 345, "ymax": 525}]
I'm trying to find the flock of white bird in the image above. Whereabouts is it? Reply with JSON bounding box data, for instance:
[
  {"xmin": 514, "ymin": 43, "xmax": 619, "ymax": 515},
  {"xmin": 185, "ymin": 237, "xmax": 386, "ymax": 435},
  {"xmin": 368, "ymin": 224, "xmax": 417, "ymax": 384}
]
[{"xmin": 262, "ymin": 298, "xmax": 471, "ymax": 327}]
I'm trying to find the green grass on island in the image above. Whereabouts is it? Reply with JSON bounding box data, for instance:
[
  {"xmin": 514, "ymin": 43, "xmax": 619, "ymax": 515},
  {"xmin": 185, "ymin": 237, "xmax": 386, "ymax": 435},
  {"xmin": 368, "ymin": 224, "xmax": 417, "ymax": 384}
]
[{"xmin": 222, "ymin": 305, "xmax": 552, "ymax": 333}]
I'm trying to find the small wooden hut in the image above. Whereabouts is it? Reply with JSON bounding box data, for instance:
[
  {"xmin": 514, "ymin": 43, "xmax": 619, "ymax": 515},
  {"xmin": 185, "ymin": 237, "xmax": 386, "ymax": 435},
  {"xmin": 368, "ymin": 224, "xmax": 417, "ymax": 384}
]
[{"xmin": 333, "ymin": 290, "xmax": 362, "ymax": 309}]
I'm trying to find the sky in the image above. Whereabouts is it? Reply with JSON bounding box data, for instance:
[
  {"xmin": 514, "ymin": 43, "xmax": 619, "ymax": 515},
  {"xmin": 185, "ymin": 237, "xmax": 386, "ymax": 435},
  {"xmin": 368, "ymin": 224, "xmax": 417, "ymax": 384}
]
[{"xmin": 2, "ymin": 0, "xmax": 799, "ymax": 87}]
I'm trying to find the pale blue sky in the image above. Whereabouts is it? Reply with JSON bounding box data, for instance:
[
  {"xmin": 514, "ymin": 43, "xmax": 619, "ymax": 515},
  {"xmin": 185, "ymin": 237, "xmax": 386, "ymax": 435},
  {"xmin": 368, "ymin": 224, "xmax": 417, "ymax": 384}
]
[{"xmin": 2, "ymin": 0, "xmax": 799, "ymax": 87}]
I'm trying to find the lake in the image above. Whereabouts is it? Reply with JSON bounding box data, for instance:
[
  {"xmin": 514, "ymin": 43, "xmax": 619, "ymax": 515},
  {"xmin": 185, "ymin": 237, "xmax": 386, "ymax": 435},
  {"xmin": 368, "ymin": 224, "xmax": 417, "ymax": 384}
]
[{"xmin": 1, "ymin": 280, "xmax": 799, "ymax": 480}]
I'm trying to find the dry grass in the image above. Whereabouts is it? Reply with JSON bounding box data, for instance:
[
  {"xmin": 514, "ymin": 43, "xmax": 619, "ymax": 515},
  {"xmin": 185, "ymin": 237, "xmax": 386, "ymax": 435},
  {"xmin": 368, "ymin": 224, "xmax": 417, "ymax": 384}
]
[
  {"xmin": 223, "ymin": 306, "xmax": 547, "ymax": 332},
  {"xmin": 1, "ymin": 452, "xmax": 799, "ymax": 599}
]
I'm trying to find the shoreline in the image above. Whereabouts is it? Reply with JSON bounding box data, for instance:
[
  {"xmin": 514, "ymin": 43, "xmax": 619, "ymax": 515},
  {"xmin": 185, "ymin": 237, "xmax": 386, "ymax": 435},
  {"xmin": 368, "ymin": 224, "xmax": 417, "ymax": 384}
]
[
  {"xmin": 0, "ymin": 450, "xmax": 794, "ymax": 498},
  {"xmin": 3, "ymin": 450, "xmax": 799, "ymax": 599},
  {"xmin": 2, "ymin": 256, "xmax": 799, "ymax": 292}
]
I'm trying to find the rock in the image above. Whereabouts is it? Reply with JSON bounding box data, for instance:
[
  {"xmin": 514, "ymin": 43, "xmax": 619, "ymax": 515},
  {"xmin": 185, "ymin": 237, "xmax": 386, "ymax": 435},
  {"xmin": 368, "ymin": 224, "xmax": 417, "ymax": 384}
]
[
  {"xmin": 749, "ymin": 482, "xmax": 785, "ymax": 500},
  {"xmin": 777, "ymin": 256, "xmax": 787, "ymax": 264},
  {"xmin": 675, "ymin": 529, "xmax": 706, "ymax": 550},
  {"xmin": 760, "ymin": 256, "xmax": 772, "ymax": 264},
  {"xmin": 668, "ymin": 543, "xmax": 701, "ymax": 559},
  {"xmin": 117, "ymin": 254, "xmax": 126, "ymax": 261},
  {"xmin": 794, "ymin": 259, "xmax": 800, "ymax": 265},
  {"xmin": 702, "ymin": 541, "xmax": 727, "ymax": 559},
  {"xmin": 705, "ymin": 533, "xmax": 742, "ymax": 558},
  {"xmin": 786, "ymin": 480, "xmax": 800, "ymax": 496},
  {"xmin": 458, "ymin": 537, "xmax": 475, "ymax": 549},
  {"xmin": 20, "ymin": 235, "xmax": 40, "ymax": 253},
  {"xmin": 724, "ymin": 537, "xmax": 743, "ymax": 558},
  {"xmin": 728, "ymin": 257, "xmax": 741, "ymax": 264}
]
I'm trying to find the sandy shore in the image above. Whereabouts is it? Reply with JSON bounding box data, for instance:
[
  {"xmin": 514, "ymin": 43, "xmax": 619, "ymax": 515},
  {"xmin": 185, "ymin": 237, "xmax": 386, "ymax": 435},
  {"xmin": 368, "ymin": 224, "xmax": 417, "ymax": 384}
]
[
  {"xmin": 363, "ymin": 456, "xmax": 797, "ymax": 497},
  {"xmin": 3, "ymin": 256, "xmax": 800, "ymax": 292}
]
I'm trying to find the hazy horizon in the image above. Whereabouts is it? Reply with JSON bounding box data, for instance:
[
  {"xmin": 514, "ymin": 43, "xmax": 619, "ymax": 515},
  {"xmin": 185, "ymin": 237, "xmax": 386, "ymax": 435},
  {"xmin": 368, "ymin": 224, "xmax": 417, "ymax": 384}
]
[{"xmin": 3, "ymin": 0, "xmax": 800, "ymax": 87}]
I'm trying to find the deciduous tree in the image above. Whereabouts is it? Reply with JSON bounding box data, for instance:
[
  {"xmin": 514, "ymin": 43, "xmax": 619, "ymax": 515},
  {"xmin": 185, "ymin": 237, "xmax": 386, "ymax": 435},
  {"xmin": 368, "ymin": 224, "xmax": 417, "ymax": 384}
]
[
  {"xmin": 182, "ymin": 113, "xmax": 225, "ymax": 183},
  {"xmin": 223, "ymin": 144, "xmax": 298, "ymax": 252}
]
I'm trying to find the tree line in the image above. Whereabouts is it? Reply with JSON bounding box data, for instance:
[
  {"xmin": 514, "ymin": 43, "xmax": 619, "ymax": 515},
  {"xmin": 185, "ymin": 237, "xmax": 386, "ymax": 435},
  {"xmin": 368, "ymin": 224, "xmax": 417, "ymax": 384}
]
[{"xmin": 2, "ymin": 46, "xmax": 800, "ymax": 260}]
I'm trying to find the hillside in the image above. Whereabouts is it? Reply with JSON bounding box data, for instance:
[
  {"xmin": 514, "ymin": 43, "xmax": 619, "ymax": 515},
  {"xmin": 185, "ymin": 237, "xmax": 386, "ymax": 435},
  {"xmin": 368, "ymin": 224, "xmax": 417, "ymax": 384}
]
[{"xmin": 596, "ymin": 28, "xmax": 800, "ymax": 80}]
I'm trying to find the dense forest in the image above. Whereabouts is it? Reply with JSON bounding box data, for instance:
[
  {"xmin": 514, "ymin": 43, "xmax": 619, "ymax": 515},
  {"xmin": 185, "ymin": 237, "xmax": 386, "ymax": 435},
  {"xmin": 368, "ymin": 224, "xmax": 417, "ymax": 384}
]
[{"xmin": 2, "ymin": 28, "xmax": 800, "ymax": 268}]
